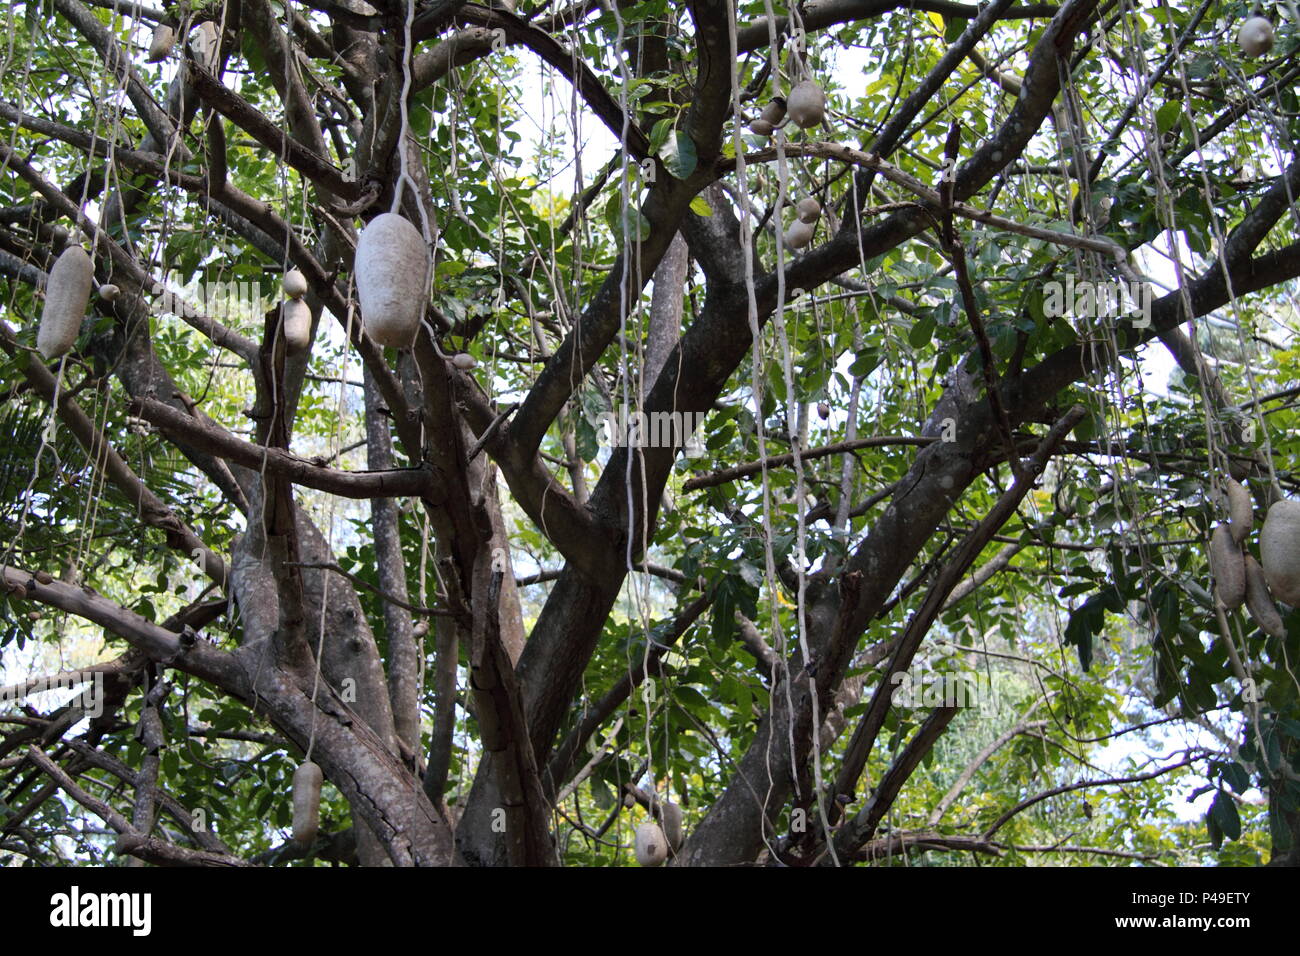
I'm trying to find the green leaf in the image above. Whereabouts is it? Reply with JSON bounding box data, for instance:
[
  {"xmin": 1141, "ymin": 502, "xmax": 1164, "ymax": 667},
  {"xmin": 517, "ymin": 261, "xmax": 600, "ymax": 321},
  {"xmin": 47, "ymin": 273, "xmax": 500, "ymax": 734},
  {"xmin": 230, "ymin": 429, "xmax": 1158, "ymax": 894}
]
[
  {"xmin": 603, "ymin": 195, "xmax": 652, "ymax": 242},
  {"xmin": 1221, "ymin": 761, "xmax": 1251, "ymax": 794},
  {"xmin": 1206, "ymin": 810, "xmax": 1223, "ymax": 850},
  {"xmin": 848, "ymin": 350, "xmax": 881, "ymax": 378},
  {"xmin": 1209, "ymin": 790, "xmax": 1241, "ymax": 841},
  {"xmin": 689, "ymin": 195, "xmax": 713, "ymax": 216},
  {"xmin": 907, "ymin": 316, "xmax": 935, "ymax": 350},
  {"xmin": 661, "ymin": 130, "xmax": 698, "ymax": 179},
  {"xmin": 575, "ymin": 414, "xmax": 599, "ymax": 462},
  {"xmin": 1156, "ymin": 101, "xmax": 1181, "ymax": 136},
  {"xmin": 1063, "ymin": 585, "xmax": 1121, "ymax": 671},
  {"xmin": 675, "ymin": 685, "xmax": 710, "ymax": 713},
  {"xmin": 648, "ymin": 117, "xmax": 675, "ymax": 153}
]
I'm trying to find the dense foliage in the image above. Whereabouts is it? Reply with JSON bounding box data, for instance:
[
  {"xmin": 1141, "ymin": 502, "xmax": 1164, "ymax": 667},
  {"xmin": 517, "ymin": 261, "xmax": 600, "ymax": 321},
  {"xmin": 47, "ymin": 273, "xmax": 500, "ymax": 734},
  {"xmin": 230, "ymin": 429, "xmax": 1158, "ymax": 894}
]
[{"xmin": 0, "ymin": 0, "xmax": 1298, "ymax": 866}]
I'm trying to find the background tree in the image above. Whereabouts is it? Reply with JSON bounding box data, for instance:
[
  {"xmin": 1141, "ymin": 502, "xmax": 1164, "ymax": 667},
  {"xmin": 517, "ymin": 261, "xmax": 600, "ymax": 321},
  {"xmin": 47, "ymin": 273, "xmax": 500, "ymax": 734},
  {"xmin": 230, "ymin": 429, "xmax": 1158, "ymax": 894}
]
[{"xmin": 0, "ymin": 0, "xmax": 1298, "ymax": 866}]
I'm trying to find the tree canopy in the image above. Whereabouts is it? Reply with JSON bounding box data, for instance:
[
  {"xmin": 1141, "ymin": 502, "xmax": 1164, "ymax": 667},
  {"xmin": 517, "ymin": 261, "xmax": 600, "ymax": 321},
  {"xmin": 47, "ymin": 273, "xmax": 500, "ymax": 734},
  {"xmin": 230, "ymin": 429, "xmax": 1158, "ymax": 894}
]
[{"xmin": 0, "ymin": 0, "xmax": 1298, "ymax": 867}]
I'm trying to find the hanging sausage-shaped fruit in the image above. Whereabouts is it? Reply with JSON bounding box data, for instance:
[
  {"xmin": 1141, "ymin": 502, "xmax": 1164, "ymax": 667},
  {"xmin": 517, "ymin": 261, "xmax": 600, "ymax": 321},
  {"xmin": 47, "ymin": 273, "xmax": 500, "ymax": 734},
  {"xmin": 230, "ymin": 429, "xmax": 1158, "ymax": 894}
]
[
  {"xmin": 1243, "ymin": 553, "xmax": 1285, "ymax": 638},
  {"xmin": 660, "ymin": 802, "xmax": 684, "ymax": 854},
  {"xmin": 760, "ymin": 97, "xmax": 787, "ymax": 126},
  {"xmin": 291, "ymin": 761, "xmax": 323, "ymax": 845},
  {"xmin": 1261, "ymin": 499, "xmax": 1300, "ymax": 605},
  {"xmin": 355, "ymin": 213, "xmax": 430, "ymax": 349},
  {"xmin": 37, "ymin": 245, "xmax": 94, "ymax": 359},
  {"xmin": 1226, "ymin": 478, "xmax": 1253, "ymax": 543},
  {"xmin": 282, "ymin": 298, "xmax": 312, "ymax": 353},
  {"xmin": 1208, "ymin": 524, "xmax": 1246, "ymax": 610}
]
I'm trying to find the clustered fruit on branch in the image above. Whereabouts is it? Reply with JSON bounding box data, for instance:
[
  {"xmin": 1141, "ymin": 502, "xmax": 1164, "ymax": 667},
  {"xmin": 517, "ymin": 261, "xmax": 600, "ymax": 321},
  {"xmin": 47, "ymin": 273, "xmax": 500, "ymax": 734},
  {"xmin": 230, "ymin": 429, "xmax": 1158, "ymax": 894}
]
[{"xmin": 1207, "ymin": 478, "xmax": 1297, "ymax": 641}]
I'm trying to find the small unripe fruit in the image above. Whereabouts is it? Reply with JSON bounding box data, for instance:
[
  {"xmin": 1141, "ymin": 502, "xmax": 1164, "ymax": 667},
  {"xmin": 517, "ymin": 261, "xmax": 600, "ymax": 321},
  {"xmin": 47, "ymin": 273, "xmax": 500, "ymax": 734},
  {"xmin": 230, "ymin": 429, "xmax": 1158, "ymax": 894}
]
[
  {"xmin": 634, "ymin": 820, "xmax": 667, "ymax": 866},
  {"xmin": 1226, "ymin": 478, "xmax": 1252, "ymax": 544},
  {"xmin": 759, "ymin": 97, "xmax": 787, "ymax": 126},
  {"xmin": 783, "ymin": 218, "xmax": 815, "ymax": 249},
  {"xmin": 1238, "ymin": 16, "xmax": 1275, "ymax": 58},
  {"xmin": 147, "ymin": 24, "xmax": 175, "ymax": 62},
  {"xmin": 796, "ymin": 197, "xmax": 822, "ymax": 224},
  {"xmin": 451, "ymin": 352, "xmax": 477, "ymax": 370},
  {"xmin": 282, "ymin": 268, "xmax": 308, "ymax": 299},
  {"xmin": 292, "ymin": 761, "xmax": 323, "ymax": 845},
  {"xmin": 98, "ymin": 283, "xmax": 119, "ymax": 301},
  {"xmin": 817, "ymin": 401, "xmax": 830, "ymax": 420},
  {"xmin": 750, "ymin": 118, "xmax": 775, "ymax": 136},
  {"xmin": 1209, "ymin": 524, "xmax": 1245, "ymax": 610},
  {"xmin": 787, "ymin": 80, "xmax": 826, "ymax": 129}
]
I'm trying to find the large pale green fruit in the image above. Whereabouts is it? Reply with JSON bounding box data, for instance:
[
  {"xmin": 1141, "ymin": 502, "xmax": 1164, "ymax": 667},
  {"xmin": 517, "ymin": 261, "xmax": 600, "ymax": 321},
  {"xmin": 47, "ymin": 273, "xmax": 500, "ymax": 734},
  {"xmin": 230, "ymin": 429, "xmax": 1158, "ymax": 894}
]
[
  {"xmin": 1261, "ymin": 500, "xmax": 1300, "ymax": 606},
  {"xmin": 660, "ymin": 801, "xmax": 684, "ymax": 853},
  {"xmin": 787, "ymin": 80, "xmax": 826, "ymax": 128},
  {"xmin": 634, "ymin": 820, "xmax": 667, "ymax": 866},
  {"xmin": 1226, "ymin": 478, "xmax": 1252, "ymax": 544},
  {"xmin": 1237, "ymin": 16, "xmax": 1275, "ymax": 58},
  {"xmin": 291, "ymin": 761, "xmax": 323, "ymax": 845},
  {"xmin": 37, "ymin": 245, "xmax": 94, "ymax": 359},
  {"xmin": 355, "ymin": 213, "xmax": 430, "ymax": 348},
  {"xmin": 1208, "ymin": 524, "xmax": 1245, "ymax": 609},
  {"xmin": 1243, "ymin": 553, "xmax": 1284, "ymax": 639},
  {"xmin": 282, "ymin": 298, "xmax": 312, "ymax": 353}
]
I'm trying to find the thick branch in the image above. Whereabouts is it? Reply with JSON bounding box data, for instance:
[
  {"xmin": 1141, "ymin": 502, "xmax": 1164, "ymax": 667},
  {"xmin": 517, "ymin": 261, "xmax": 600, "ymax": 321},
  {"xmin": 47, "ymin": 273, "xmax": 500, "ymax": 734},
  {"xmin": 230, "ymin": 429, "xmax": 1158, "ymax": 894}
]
[{"xmin": 128, "ymin": 397, "xmax": 437, "ymax": 501}]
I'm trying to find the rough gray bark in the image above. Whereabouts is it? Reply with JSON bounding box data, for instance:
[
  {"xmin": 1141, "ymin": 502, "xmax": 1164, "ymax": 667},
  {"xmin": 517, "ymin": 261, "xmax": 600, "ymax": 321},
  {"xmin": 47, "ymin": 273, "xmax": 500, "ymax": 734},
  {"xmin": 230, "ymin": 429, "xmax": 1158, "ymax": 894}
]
[
  {"xmin": 646, "ymin": 231, "xmax": 688, "ymax": 389},
  {"xmin": 8, "ymin": 0, "xmax": 1300, "ymax": 870},
  {"xmin": 364, "ymin": 367, "xmax": 422, "ymax": 755}
]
